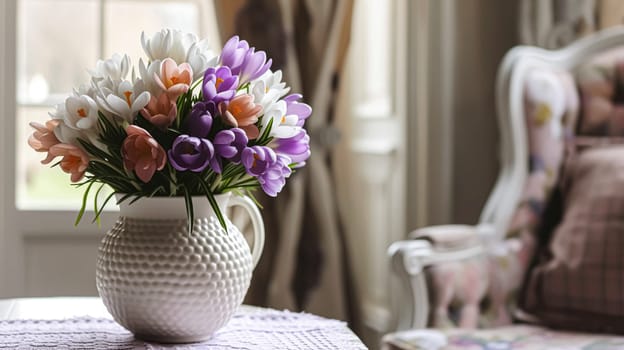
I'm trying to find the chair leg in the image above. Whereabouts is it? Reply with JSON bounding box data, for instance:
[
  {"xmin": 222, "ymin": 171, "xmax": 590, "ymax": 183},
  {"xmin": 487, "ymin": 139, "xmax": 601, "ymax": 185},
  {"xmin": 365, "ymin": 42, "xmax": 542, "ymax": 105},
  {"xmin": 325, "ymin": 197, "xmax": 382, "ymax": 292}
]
[
  {"xmin": 431, "ymin": 266, "xmax": 456, "ymax": 328},
  {"xmin": 459, "ymin": 303, "xmax": 480, "ymax": 328}
]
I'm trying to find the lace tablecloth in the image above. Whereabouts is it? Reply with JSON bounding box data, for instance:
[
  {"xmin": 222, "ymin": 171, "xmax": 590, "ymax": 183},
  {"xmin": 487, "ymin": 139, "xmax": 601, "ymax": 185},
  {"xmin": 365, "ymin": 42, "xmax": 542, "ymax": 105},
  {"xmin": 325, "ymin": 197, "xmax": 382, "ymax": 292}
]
[{"xmin": 0, "ymin": 307, "xmax": 366, "ymax": 349}]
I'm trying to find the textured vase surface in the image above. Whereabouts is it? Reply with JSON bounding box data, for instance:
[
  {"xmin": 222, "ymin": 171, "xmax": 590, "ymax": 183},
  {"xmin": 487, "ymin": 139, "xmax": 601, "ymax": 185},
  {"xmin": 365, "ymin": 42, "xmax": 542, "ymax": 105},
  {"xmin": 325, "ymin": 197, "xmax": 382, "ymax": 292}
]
[{"xmin": 96, "ymin": 193, "xmax": 264, "ymax": 343}]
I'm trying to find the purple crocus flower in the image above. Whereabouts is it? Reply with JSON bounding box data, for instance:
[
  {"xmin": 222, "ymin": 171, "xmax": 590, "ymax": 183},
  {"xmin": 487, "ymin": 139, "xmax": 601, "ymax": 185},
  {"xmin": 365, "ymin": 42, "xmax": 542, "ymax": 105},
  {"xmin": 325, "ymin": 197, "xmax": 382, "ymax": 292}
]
[
  {"xmin": 186, "ymin": 101, "xmax": 217, "ymax": 137},
  {"xmin": 237, "ymin": 47, "xmax": 272, "ymax": 85},
  {"xmin": 284, "ymin": 94, "xmax": 312, "ymax": 127},
  {"xmin": 258, "ymin": 154, "xmax": 292, "ymax": 197},
  {"xmin": 242, "ymin": 145, "xmax": 292, "ymax": 196},
  {"xmin": 168, "ymin": 135, "xmax": 217, "ymax": 172},
  {"xmin": 241, "ymin": 145, "xmax": 277, "ymax": 177},
  {"xmin": 214, "ymin": 128, "xmax": 248, "ymax": 163},
  {"xmin": 219, "ymin": 36, "xmax": 272, "ymax": 85},
  {"xmin": 274, "ymin": 128, "xmax": 310, "ymax": 167},
  {"xmin": 202, "ymin": 66, "xmax": 238, "ymax": 105},
  {"xmin": 219, "ymin": 36, "xmax": 249, "ymax": 73}
]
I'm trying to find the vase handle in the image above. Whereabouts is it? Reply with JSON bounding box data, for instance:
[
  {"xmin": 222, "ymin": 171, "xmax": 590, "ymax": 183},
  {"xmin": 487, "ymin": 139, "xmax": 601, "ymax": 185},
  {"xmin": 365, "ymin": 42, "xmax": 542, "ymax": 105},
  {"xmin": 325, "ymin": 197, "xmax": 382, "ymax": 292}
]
[{"xmin": 228, "ymin": 195, "xmax": 265, "ymax": 269}]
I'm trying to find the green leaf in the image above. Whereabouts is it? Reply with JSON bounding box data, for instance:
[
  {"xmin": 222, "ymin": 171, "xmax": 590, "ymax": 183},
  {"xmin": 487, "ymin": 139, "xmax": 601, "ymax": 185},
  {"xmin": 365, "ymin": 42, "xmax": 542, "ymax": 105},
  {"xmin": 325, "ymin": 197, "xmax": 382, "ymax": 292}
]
[
  {"xmin": 183, "ymin": 185, "xmax": 194, "ymax": 235},
  {"xmin": 75, "ymin": 180, "xmax": 95, "ymax": 226},
  {"xmin": 190, "ymin": 76, "xmax": 203, "ymax": 90},
  {"xmin": 98, "ymin": 111, "xmax": 127, "ymax": 140},
  {"xmin": 92, "ymin": 183, "xmax": 106, "ymax": 226},
  {"xmin": 116, "ymin": 193, "xmax": 134, "ymax": 205},
  {"xmin": 196, "ymin": 175, "xmax": 228, "ymax": 233},
  {"xmin": 128, "ymin": 195, "xmax": 143, "ymax": 205},
  {"xmin": 78, "ymin": 138, "xmax": 107, "ymax": 159},
  {"xmin": 147, "ymin": 185, "xmax": 165, "ymax": 198},
  {"xmin": 238, "ymin": 82, "xmax": 250, "ymax": 92},
  {"xmin": 252, "ymin": 117, "xmax": 273, "ymax": 146},
  {"xmin": 246, "ymin": 189, "xmax": 264, "ymax": 210},
  {"xmin": 95, "ymin": 191, "xmax": 117, "ymax": 222}
]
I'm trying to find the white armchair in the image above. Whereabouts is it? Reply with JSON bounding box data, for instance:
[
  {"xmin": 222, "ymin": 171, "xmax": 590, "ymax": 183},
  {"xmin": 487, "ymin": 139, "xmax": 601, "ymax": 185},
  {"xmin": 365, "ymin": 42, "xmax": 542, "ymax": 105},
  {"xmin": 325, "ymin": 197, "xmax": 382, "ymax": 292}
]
[
  {"xmin": 388, "ymin": 224, "xmax": 491, "ymax": 330},
  {"xmin": 385, "ymin": 26, "xmax": 624, "ymax": 349}
]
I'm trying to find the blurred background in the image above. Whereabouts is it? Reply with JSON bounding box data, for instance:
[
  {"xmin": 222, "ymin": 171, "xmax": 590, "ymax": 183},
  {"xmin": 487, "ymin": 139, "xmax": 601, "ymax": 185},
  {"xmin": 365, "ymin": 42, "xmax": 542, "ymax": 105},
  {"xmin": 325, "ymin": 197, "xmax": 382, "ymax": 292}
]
[{"xmin": 2, "ymin": 0, "xmax": 610, "ymax": 348}]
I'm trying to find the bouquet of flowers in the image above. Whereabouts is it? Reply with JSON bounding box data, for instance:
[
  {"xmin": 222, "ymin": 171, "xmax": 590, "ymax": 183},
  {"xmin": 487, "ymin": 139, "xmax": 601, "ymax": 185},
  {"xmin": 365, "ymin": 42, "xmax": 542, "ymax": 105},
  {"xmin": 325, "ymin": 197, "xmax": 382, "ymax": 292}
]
[{"xmin": 27, "ymin": 29, "xmax": 311, "ymax": 230}]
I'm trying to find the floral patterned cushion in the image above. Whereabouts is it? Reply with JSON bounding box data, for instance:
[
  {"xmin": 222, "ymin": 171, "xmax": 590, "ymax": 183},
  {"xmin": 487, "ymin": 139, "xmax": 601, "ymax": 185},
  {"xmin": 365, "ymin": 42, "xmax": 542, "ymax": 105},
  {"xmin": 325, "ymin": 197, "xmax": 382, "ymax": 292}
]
[
  {"xmin": 485, "ymin": 68, "xmax": 579, "ymax": 326},
  {"xmin": 515, "ymin": 48, "xmax": 624, "ymax": 334},
  {"xmin": 576, "ymin": 47, "xmax": 624, "ymax": 136},
  {"xmin": 521, "ymin": 145, "xmax": 624, "ymax": 333},
  {"xmin": 382, "ymin": 325, "xmax": 624, "ymax": 350}
]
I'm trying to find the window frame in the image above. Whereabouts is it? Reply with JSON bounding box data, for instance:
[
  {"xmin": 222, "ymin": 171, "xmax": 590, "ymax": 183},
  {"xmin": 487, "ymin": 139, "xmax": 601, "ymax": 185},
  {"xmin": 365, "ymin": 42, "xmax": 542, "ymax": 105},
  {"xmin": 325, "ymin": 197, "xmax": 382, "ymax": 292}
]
[
  {"xmin": 16, "ymin": 0, "xmax": 219, "ymax": 210},
  {"xmin": 1, "ymin": 0, "xmax": 218, "ymax": 297}
]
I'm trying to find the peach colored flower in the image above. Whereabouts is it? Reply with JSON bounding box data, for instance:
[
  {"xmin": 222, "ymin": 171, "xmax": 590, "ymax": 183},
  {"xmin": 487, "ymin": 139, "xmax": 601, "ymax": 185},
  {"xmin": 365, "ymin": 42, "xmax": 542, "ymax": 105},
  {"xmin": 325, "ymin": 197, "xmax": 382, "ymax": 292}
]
[
  {"xmin": 122, "ymin": 125, "xmax": 167, "ymax": 183},
  {"xmin": 48, "ymin": 143, "xmax": 90, "ymax": 182},
  {"xmin": 140, "ymin": 93, "xmax": 177, "ymax": 130},
  {"xmin": 28, "ymin": 120, "xmax": 61, "ymax": 164},
  {"xmin": 219, "ymin": 94, "xmax": 262, "ymax": 139},
  {"xmin": 155, "ymin": 58, "xmax": 193, "ymax": 100}
]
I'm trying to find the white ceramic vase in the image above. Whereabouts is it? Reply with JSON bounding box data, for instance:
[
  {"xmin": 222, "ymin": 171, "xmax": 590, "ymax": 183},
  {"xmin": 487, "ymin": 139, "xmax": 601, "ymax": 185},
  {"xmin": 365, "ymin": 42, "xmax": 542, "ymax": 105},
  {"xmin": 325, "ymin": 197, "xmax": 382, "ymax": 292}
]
[{"xmin": 95, "ymin": 193, "xmax": 264, "ymax": 343}]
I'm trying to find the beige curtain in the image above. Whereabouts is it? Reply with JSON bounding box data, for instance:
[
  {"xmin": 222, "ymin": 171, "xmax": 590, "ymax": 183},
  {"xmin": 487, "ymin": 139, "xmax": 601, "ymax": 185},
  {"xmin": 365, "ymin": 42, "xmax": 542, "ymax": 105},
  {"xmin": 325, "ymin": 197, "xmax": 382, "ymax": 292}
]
[
  {"xmin": 214, "ymin": 0, "xmax": 356, "ymax": 322},
  {"xmin": 599, "ymin": 0, "xmax": 624, "ymax": 28},
  {"xmin": 520, "ymin": 0, "xmax": 624, "ymax": 49}
]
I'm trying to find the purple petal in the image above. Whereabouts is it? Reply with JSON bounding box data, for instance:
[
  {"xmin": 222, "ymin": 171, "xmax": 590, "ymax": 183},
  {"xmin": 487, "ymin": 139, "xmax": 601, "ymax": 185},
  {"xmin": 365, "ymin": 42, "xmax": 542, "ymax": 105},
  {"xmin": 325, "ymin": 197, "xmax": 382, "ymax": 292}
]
[
  {"xmin": 251, "ymin": 58, "xmax": 272, "ymax": 81},
  {"xmin": 246, "ymin": 50, "xmax": 265, "ymax": 71},
  {"xmin": 214, "ymin": 131, "xmax": 235, "ymax": 144},
  {"xmin": 284, "ymin": 94, "xmax": 303, "ymax": 103},
  {"xmin": 289, "ymin": 103, "xmax": 312, "ymax": 119}
]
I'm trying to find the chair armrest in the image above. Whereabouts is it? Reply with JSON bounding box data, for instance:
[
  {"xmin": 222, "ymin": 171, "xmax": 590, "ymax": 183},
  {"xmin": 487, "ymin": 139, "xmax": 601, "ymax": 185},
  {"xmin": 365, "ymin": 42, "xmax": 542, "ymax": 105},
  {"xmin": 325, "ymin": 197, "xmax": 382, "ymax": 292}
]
[
  {"xmin": 388, "ymin": 225, "xmax": 489, "ymax": 330},
  {"xmin": 409, "ymin": 224, "xmax": 495, "ymax": 251}
]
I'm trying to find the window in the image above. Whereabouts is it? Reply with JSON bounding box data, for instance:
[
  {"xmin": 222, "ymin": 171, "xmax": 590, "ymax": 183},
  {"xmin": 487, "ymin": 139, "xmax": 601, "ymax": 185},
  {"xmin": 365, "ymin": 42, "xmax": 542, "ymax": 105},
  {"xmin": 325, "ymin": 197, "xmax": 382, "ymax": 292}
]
[{"xmin": 15, "ymin": 0, "xmax": 220, "ymax": 209}]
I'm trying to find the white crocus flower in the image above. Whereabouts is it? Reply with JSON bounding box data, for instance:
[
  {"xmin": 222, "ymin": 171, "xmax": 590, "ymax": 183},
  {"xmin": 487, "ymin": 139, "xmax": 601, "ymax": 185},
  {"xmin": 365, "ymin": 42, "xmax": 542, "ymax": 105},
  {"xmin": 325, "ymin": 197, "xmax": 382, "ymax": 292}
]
[
  {"xmin": 259, "ymin": 100, "xmax": 300, "ymax": 139},
  {"xmin": 251, "ymin": 70, "xmax": 290, "ymax": 111},
  {"xmin": 49, "ymin": 103, "xmax": 80, "ymax": 145},
  {"xmin": 96, "ymin": 80, "xmax": 151, "ymax": 123},
  {"xmin": 90, "ymin": 77, "xmax": 118, "ymax": 120},
  {"xmin": 91, "ymin": 76, "xmax": 119, "ymax": 101},
  {"xmin": 186, "ymin": 39, "xmax": 218, "ymax": 80},
  {"xmin": 272, "ymin": 115, "xmax": 301, "ymax": 139},
  {"xmin": 258, "ymin": 100, "xmax": 284, "ymax": 136},
  {"xmin": 53, "ymin": 120, "xmax": 102, "ymax": 149},
  {"xmin": 51, "ymin": 104, "xmax": 105, "ymax": 151},
  {"xmin": 89, "ymin": 53, "xmax": 131, "ymax": 82},
  {"xmin": 64, "ymin": 95, "xmax": 99, "ymax": 130},
  {"xmin": 53, "ymin": 121, "xmax": 81, "ymax": 144},
  {"xmin": 137, "ymin": 58, "xmax": 163, "ymax": 96},
  {"xmin": 65, "ymin": 124, "xmax": 106, "ymax": 151},
  {"xmin": 73, "ymin": 83, "xmax": 97, "ymax": 99},
  {"xmin": 141, "ymin": 29, "xmax": 197, "ymax": 64}
]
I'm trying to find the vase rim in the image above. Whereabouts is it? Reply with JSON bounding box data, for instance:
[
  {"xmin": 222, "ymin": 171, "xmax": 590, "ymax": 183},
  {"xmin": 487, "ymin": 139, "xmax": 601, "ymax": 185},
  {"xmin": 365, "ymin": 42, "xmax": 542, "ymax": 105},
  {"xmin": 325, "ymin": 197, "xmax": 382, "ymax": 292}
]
[{"xmin": 115, "ymin": 192, "xmax": 232, "ymax": 219}]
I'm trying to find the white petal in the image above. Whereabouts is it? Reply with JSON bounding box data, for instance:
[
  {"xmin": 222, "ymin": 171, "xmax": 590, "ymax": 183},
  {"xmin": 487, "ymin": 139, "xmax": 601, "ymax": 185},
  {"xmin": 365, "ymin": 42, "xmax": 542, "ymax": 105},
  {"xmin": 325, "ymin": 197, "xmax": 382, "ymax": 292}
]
[
  {"xmin": 260, "ymin": 115, "xmax": 277, "ymax": 134},
  {"xmin": 282, "ymin": 114, "xmax": 298, "ymax": 126},
  {"xmin": 131, "ymin": 91, "xmax": 151, "ymax": 113},
  {"xmin": 116, "ymin": 80, "xmax": 133, "ymax": 95},
  {"xmin": 54, "ymin": 122, "xmax": 81, "ymax": 145},
  {"xmin": 271, "ymin": 126, "xmax": 299, "ymax": 139},
  {"xmin": 76, "ymin": 117, "xmax": 95, "ymax": 130},
  {"xmin": 106, "ymin": 95, "xmax": 131, "ymax": 115},
  {"xmin": 252, "ymin": 81, "xmax": 266, "ymax": 101},
  {"xmin": 141, "ymin": 31, "xmax": 150, "ymax": 59}
]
